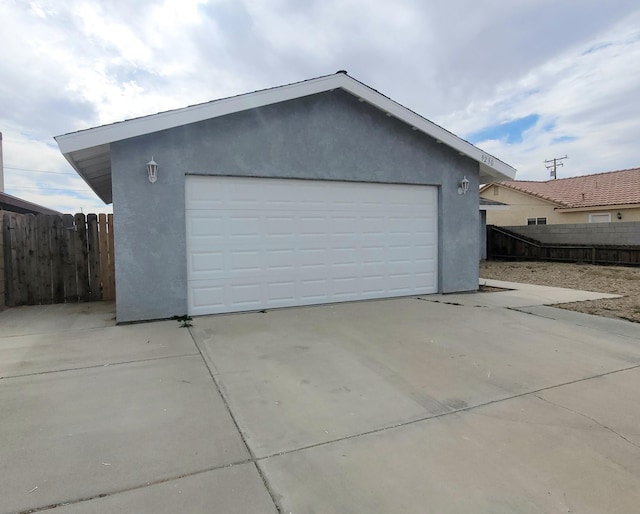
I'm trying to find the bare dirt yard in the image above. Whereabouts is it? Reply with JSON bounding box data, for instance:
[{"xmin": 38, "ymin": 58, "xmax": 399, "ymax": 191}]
[{"xmin": 480, "ymin": 260, "xmax": 640, "ymax": 324}]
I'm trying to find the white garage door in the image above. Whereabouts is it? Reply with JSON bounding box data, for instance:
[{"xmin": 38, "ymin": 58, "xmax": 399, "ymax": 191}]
[{"xmin": 185, "ymin": 176, "xmax": 437, "ymax": 316}]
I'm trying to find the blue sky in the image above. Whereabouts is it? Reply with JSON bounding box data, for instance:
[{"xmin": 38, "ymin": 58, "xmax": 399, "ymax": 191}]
[
  {"xmin": 468, "ymin": 115, "xmax": 540, "ymax": 145},
  {"xmin": 1, "ymin": 0, "xmax": 640, "ymax": 212}
]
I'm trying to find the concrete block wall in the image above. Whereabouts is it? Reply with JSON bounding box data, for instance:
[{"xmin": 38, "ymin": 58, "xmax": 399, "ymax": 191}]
[{"xmin": 504, "ymin": 222, "xmax": 640, "ymax": 246}]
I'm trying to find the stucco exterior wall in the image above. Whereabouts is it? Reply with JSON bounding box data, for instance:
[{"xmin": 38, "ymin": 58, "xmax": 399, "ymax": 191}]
[
  {"xmin": 111, "ymin": 90, "xmax": 479, "ymax": 322},
  {"xmin": 482, "ymin": 184, "xmax": 640, "ymax": 225}
]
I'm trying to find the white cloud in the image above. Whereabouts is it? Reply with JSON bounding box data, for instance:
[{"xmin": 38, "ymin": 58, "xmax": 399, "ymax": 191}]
[
  {"xmin": 440, "ymin": 9, "xmax": 640, "ymax": 180},
  {"xmin": 1, "ymin": 0, "xmax": 639, "ymax": 212}
]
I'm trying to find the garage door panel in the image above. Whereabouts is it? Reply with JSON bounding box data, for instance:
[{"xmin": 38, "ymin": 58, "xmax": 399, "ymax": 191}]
[
  {"xmin": 186, "ymin": 177, "xmax": 437, "ymax": 316},
  {"xmin": 190, "ymin": 252, "xmax": 224, "ymax": 277},
  {"xmin": 190, "ymin": 284, "xmax": 225, "ymax": 311},
  {"xmin": 414, "ymin": 272, "xmax": 436, "ymax": 288}
]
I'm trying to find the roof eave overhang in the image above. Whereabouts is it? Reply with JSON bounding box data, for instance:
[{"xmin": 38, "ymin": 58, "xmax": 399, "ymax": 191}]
[
  {"xmin": 55, "ymin": 73, "xmax": 516, "ymax": 205},
  {"xmin": 58, "ymin": 144, "xmax": 112, "ymax": 204},
  {"xmin": 479, "ymin": 204, "xmax": 510, "ymax": 211},
  {"xmin": 556, "ymin": 203, "xmax": 640, "ymax": 213},
  {"xmin": 490, "ymin": 184, "xmax": 566, "ymax": 208}
]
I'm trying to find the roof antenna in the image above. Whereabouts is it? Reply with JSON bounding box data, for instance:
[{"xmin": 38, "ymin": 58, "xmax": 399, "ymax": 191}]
[{"xmin": 545, "ymin": 155, "xmax": 568, "ymax": 179}]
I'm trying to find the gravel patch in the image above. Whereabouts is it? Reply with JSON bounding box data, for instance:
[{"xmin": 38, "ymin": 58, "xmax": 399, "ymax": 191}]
[{"xmin": 480, "ymin": 260, "xmax": 640, "ymax": 323}]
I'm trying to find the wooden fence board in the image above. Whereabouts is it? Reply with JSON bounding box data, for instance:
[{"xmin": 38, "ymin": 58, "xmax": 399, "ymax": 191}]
[
  {"xmin": 51, "ymin": 216, "xmax": 65, "ymax": 303},
  {"xmin": 9, "ymin": 214, "xmax": 21, "ymax": 307},
  {"xmin": 61, "ymin": 214, "xmax": 76, "ymax": 302},
  {"xmin": 37, "ymin": 215, "xmax": 52, "ymax": 304},
  {"xmin": 87, "ymin": 214, "xmax": 101, "ymax": 300},
  {"xmin": 24, "ymin": 214, "xmax": 38, "ymax": 304},
  {"xmin": 17, "ymin": 214, "xmax": 30, "ymax": 305},
  {"xmin": 107, "ymin": 214, "xmax": 115, "ymax": 300},
  {"xmin": 2, "ymin": 214, "xmax": 15, "ymax": 306},
  {"xmin": 98, "ymin": 214, "xmax": 111, "ymax": 301},
  {"xmin": 74, "ymin": 213, "xmax": 90, "ymax": 301}
]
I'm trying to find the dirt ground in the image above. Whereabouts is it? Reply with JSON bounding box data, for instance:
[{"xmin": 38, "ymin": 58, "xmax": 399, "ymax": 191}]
[{"xmin": 480, "ymin": 260, "xmax": 640, "ymax": 324}]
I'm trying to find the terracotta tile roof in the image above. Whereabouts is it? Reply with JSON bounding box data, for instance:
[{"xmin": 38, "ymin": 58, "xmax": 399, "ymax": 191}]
[{"xmin": 494, "ymin": 167, "xmax": 640, "ymax": 209}]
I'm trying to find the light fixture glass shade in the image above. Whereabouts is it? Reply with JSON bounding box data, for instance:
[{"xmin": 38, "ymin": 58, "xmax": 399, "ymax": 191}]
[
  {"xmin": 458, "ymin": 176, "xmax": 470, "ymax": 195},
  {"xmin": 147, "ymin": 158, "xmax": 158, "ymax": 183}
]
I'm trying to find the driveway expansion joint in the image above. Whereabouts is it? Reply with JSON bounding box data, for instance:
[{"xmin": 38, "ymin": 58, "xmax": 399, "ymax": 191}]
[
  {"xmin": 187, "ymin": 327, "xmax": 284, "ymax": 514},
  {"xmin": 0, "ymin": 352, "xmax": 201, "ymax": 381},
  {"xmin": 254, "ymin": 362, "xmax": 640, "ymax": 462},
  {"xmin": 12, "ymin": 459, "xmax": 254, "ymax": 514}
]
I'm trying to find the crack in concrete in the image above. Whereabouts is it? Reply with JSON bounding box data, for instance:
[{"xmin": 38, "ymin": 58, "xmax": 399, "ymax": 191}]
[
  {"xmin": 0, "ymin": 353, "xmax": 201, "ymax": 381},
  {"xmin": 14, "ymin": 459, "xmax": 254, "ymax": 514},
  {"xmin": 256, "ymin": 363, "xmax": 640, "ymax": 462},
  {"xmin": 535, "ymin": 394, "xmax": 640, "ymax": 451}
]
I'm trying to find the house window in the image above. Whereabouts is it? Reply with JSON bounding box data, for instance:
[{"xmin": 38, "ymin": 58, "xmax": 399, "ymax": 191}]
[
  {"xmin": 527, "ymin": 217, "xmax": 547, "ymax": 225},
  {"xmin": 493, "ymin": 187, "xmax": 499, "ymax": 196},
  {"xmin": 589, "ymin": 213, "xmax": 611, "ymax": 223}
]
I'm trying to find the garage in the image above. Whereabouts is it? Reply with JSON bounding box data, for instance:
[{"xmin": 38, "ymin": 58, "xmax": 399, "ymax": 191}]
[
  {"xmin": 56, "ymin": 71, "xmax": 516, "ymax": 323},
  {"xmin": 186, "ymin": 176, "xmax": 437, "ymax": 315}
]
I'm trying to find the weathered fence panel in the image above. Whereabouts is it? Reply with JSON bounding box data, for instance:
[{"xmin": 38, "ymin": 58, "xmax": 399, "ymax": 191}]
[
  {"xmin": 87, "ymin": 214, "xmax": 101, "ymax": 300},
  {"xmin": 52, "ymin": 216, "xmax": 65, "ymax": 304},
  {"xmin": 74, "ymin": 213, "xmax": 90, "ymax": 302},
  {"xmin": 487, "ymin": 225, "xmax": 640, "ymax": 266},
  {"xmin": 98, "ymin": 213, "xmax": 116, "ymax": 301},
  {"xmin": 1, "ymin": 212, "xmax": 115, "ymax": 307}
]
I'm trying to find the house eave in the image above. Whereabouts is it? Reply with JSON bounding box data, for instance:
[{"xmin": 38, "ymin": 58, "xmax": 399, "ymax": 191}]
[{"xmin": 556, "ymin": 203, "xmax": 640, "ymax": 213}]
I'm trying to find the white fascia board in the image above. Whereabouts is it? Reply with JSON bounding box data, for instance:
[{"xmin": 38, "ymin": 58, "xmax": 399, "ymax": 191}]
[
  {"xmin": 341, "ymin": 78, "xmax": 516, "ymax": 181},
  {"xmin": 556, "ymin": 203, "xmax": 639, "ymax": 213},
  {"xmin": 55, "ymin": 73, "xmax": 516, "ymax": 181},
  {"xmin": 55, "ymin": 75, "xmax": 345, "ymax": 154}
]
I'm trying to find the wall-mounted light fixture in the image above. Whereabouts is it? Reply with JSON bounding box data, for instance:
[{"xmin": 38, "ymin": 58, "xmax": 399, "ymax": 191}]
[
  {"xmin": 458, "ymin": 176, "xmax": 470, "ymax": 195},
  {"xmin": 146, "ymin": 157, "xmax": 158, "ymax": 184},
  {"xmin": 617, "ymin": 212, "xmax": 622, "ymax": 220}
]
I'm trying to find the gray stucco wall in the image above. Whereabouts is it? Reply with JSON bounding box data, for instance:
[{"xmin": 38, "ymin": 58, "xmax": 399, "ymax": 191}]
[
  {"xmin": 503, "ymin": 222, "xmax": 640, "ymax": 246},
  {"xmin": 111, "ymin": 89, "xmax": 479, "ymax": 322}
]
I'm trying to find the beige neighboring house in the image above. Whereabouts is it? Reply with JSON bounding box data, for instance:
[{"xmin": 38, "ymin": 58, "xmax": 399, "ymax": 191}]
[{"xmin": 480, "ymin": 167, "xmax": 640, "ymax": 226}]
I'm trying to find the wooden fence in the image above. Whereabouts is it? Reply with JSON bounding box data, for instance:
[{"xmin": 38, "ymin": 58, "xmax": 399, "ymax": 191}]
[
  {"xmin": 1, "ymin": 212, "xmax": 115, "ymax": 307},
  {"xmin": 487, "ymin": 225, "xmax": 640, "ymax": 266}
]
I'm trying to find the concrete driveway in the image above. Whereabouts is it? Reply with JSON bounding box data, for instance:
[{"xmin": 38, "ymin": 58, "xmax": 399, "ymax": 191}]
[{"xmin": 1, "ymin": 284, "xmax": 640, "ymax": 513}]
